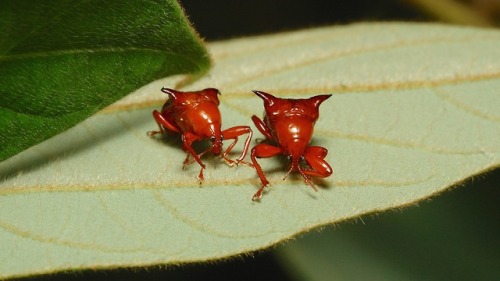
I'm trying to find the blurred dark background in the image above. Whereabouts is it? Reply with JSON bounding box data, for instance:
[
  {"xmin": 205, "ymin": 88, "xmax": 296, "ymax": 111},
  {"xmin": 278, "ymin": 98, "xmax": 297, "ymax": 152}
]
[
  {"xmin": 179, "ymin": 0, "xmax": 499, "ymax": 41},
  {"xmin": 180, "ymin": 0, "xmax": 426, "ymax": 40},
  {"xmin": 18, "ymin": 1, "xmax": 499, "ymax": 280}
]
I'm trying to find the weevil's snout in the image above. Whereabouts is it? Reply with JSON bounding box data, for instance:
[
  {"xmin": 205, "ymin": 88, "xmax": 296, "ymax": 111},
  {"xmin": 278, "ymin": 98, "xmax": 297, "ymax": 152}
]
[
  {"xmin": 283, "ymin": 155, "xmax": 301, "ymax": 181},
  {"xmin": 205, "ymin": 122, "xmax": 223, "ymax": 155},
  {"xmin": 209, "ymin": 135, "xmax": 223, "ymax": 155},
  {"xmin": 282, "ymin": 139, "xmax": 307, "ymax": 179},
  {"xmin": 287, "ymin": 139, "xmax": 307, "ymax": 162}
]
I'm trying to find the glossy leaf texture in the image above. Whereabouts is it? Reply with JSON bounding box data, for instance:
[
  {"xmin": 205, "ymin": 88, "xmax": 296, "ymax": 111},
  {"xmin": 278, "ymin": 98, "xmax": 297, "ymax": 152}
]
[
  {"xmin": 1, "ymin": 23, "xmax": 499, "ymax": 278},
  {"xmin": 0, "ymin": 0, "xmax": 210, "ymax": 161}
]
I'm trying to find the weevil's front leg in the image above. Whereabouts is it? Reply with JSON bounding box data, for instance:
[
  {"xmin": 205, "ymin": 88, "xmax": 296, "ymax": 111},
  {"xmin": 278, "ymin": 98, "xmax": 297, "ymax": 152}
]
[
  {"xmin": 302, "ymin": 146, "xmax": 333, "ymax": 179},
  {"xmin": 181, "ymin": 132, "xmax": 206, "ymax": 181},
  {"xmin": 250, "ymin": 144, "xmax": 282, "ymax": 201},
  {"xmin": 182, "ymin": 149, "xmax": 210, "ymax": 169},
  {"xmin": 148, "ymin": 110, "xmax": 181, "ymax": 136},
  {"xmin": 221, "ymin": 126, "xmax": 253, "ymax": 166}
]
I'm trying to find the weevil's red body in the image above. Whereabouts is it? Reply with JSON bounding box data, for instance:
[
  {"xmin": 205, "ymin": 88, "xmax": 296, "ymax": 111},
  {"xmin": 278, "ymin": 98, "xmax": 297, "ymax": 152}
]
[
  {"xmin": 251, "ymin": 90, "xmax": 333, "ymax": 200},
  {"xmin": 148, "ymin": 88, "xmax": 253, "ymax": 180}
]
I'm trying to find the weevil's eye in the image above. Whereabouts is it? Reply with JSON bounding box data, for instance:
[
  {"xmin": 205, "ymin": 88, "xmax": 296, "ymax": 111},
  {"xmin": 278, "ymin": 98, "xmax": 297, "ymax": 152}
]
[{"xmin": 210, "ymin": 136, "xmax": 216, "ymax": 142}]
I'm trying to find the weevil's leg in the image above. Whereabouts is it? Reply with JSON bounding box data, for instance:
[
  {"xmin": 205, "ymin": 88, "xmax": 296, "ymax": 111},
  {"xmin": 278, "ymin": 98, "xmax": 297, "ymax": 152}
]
[
  {"xmin": 148, "ymin": 110, "xmax": 180, "ymax": 136},
  {"xmin": 296, "ymin": 166, "xmax": 318, "ymax": 192},
  {"xmin": 302, "ymin": 146, "xmax": 333, "ymax": 179},
  {"xmin": 181, "ymin": 132, "xmax": 206, "ymax": 180},
  {"xmin": 195, "ymin": 149, "xmax": 211, "ymax": 182},
  {"xmin": 182, "ymin": 153, "xmax": 197, "ymax": 170},
  {"xmin": 250, "ymin": 144, "xmax": 282, "ymax": 201},
  {"xmin": 221, "ymin": 126, "xmax": 253, "ymax": 167},
  {"xmin": 304, "ymin": 146, "xmax": 328, "ymax": 159},
  {"xmin": 251, "ymin": 115, "xmax": 274, "ymax": 141},
  {"xmin": 182, "ymin": 153, "xmax": 191, "ymax": 167},
  {"xmin": 282, "ymin": 159, "xmax": 318, "ymax": 193},
  {"xmin": 183, "ymin": 149, "xmax": 210, "ymax": 169}
]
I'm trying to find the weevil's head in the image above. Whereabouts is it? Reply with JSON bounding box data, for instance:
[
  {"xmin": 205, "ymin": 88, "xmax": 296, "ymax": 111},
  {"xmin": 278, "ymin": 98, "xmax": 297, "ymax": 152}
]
[{"xmin": 198, "ymin": 88, "xmax": 223, "ymax": 155}]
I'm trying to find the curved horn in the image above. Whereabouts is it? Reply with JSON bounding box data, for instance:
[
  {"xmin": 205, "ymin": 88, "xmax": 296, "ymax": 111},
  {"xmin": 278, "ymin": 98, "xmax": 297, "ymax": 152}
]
[
  {"xmin": 309, "ymin": 94, "xmax": 332, "ymax": 109},
  {"xmin": 252, "ymin": 90, "xmax": 278, "ymax": 106},
  {"xmin": 161, "ymin": 87, "xmax": 180, "ymax": 99}
]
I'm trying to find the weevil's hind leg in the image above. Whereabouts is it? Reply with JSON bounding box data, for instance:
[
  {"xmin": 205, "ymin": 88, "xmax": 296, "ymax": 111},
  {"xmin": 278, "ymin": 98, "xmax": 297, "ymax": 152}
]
[
  {"xmin": 183, "ymin": 153, "xmax": 191, "ymax": 167},
  {"xmin": 197, "ymin": 166, "xmax": 205, "ymax": 182},
  {"xmin": 181, "ymin": 132, "xmax": 208, "ymax": 181},
  {"xmin": 251, "ymin": 115, "xmax": 274, "ymax": 141},
  {"xmin": 148, "ymin": 110, "xmax": 181, "ymax": 136}
]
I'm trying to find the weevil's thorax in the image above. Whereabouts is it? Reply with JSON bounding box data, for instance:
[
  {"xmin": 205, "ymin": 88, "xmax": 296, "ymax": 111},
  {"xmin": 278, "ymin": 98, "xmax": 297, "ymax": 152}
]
[
  {"xmin": 163, "ymin": 90, "xmax": 222, "ymax": 133},
  {"xmin": 264, "ymin": 98, "xmax": 320, "ymax": 125},
  {"xmin": 164, "ymin": 90, "xmax": 224, "ymax": 154},
  {"xmin": 265, "ymin": 98, "xmax": 319, "ymax": 137},
  {"xmin": 263, "ymin": 98, "xmax": 320, "ymax": 156}
]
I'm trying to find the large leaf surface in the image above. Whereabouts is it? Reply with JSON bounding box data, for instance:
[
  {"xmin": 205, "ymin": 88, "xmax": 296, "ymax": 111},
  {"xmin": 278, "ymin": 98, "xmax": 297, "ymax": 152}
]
[
  {"xmin": 0, "ymin": 0, "xmax": 210, "ymax": 161},
  {"xmin": 1, "ymin": 23, "xmax": 499, "ymax": 278}
]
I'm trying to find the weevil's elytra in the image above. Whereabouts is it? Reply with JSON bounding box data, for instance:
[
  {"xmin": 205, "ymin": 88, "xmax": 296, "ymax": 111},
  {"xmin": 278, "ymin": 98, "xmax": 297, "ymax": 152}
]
[
  {"xmin": 148, "ymin": 88, "xmax": 253, "ymax": 181},
  {"xmin": 250, "ymin": 90, "xmax": 333, "ymax": 201}
]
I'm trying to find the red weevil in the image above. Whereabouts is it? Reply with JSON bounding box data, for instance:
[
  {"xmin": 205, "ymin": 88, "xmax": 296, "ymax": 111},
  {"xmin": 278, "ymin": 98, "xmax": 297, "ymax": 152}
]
[
  {"xmin": 250, "ymin": 90, "xmax": 333, "ymax": 200},
  {"xmin": 148, "ymin": 88, "xmax": 253, "ymax": 181}
]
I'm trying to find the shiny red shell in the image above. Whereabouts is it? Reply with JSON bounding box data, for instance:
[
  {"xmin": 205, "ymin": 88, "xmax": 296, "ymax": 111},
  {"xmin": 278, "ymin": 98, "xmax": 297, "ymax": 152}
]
[
  {"xmin": 148, "ymin": 88, "xmax": 253, "ymax": 181},
  {"xmin": 250, "ymin": 90, "xmax": 333, "ymax": 200}
]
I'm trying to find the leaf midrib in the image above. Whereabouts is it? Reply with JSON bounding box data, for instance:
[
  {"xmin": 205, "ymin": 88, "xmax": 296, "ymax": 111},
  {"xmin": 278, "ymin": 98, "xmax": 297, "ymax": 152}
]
[{"xmin": 0, "ymin": 171, "xmax": 436, "ymax": 195}]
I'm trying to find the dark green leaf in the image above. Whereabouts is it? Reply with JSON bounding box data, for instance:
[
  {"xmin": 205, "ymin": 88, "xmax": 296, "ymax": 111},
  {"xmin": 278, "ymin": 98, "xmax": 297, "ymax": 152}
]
[{"xmin": 0, "ymin": 0, "xmax": 210, "ymax": 161}]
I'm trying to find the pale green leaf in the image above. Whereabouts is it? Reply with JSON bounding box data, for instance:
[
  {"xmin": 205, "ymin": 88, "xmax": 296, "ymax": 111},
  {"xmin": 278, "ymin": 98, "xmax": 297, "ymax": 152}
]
[{"xmin": 1, "ymin": 22, "xmax": 499, "ymax": 278}]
